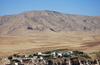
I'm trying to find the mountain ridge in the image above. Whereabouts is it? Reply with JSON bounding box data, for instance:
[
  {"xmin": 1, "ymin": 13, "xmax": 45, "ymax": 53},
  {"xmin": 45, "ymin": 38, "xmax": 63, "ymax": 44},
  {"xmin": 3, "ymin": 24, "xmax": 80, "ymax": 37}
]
[
  {"xmin": 0, "ymin": 10, "xmax": 100, "ymax": 35},
  {"xmin": 1, "ymin": 10, "xmax": 100, "ymax": 17}
]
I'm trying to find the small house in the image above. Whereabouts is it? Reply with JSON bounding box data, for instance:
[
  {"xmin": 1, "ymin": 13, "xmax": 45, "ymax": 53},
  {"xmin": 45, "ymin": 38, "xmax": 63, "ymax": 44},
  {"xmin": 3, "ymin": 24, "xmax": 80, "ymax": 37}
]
[
  {"xmin": 68, "ymin": 51, "xmax": 73, "ymax": 54},
  {"xmin": 58, "ymin": 53, "xmax": 63, "ymax": 57},
  {"xmin": 15, "ymin": 62, "xmax": 24, "ymax": 65},
  {"xmin": 33, "ymin": 56, "xmax": 38, "ymax": 59},
  {"xmin": 40, "ymin": 57, "xmax": 44, "ymax": 60},
  {"xmin": 43, "ymin": 59, "xmax": 48, "ymax": 64},
  {"xmin": 51, "ymin": 52, "xmax": 57, "ymax": 56},
  {"xmin": 38, "ymin": 52, "xmax": 43, "ymax": 55},
  {"xmin": 63, "ymin": 53, "xmax": 67, "ymax": 55},
  {"xmin": 25, "ymin": 55, "xmax": 29, "ymax": 58}
]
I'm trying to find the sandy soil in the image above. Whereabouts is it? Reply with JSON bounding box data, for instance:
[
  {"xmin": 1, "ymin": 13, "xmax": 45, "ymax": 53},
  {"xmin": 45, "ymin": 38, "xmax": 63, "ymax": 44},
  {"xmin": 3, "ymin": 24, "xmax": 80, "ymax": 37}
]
[{"xmin": 0, "ymin": 32, "xmax": 100, "ymax": 59}]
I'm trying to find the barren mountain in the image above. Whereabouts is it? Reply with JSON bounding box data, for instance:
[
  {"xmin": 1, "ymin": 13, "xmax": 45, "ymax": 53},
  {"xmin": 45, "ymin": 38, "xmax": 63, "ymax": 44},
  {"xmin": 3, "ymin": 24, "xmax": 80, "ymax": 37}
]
[{"xmin": 0, "ymin": 10, "xmax": 100, "ymax": 35}]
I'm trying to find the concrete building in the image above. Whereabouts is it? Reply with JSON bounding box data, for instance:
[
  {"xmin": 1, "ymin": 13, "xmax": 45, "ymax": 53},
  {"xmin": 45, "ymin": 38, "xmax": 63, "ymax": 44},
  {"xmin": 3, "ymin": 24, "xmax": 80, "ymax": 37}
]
[
  {"xmin": 38, "ymin": 52, "xmax": 43, "ymax": 55},
  {"xmin": 58, "ymin": 53, "xmax": 63, "ymax": 57},
  {"xmin": 51, "ymin": 52, "xmax": 57, "ymax": 56}
]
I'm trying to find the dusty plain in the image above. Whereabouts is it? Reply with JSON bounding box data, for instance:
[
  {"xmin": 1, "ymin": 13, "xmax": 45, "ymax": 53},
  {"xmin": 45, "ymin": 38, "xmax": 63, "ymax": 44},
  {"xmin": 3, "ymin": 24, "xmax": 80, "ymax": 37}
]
[{"xmin": 0, "ymin": 32, "xmax": 100, "ymax": 59}]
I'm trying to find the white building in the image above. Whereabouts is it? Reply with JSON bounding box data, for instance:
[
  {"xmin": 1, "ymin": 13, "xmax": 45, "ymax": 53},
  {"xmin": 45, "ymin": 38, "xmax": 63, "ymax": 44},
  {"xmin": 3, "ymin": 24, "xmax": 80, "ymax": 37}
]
[
  {"xmin": 33, "ymin": 56, "xmax": 38, "ymax": 59},
  {"xmin": 40, "ymin": 57, "xmax": 44, "ymax": 60},
  {"xmin": 25, "ymin": 54, "xmax": 30, "ymax": 58},
  {"xmin": 15, "ymin": 62, "xmax": 21, "ymax": 65},
  {"xmin": 68, "ymin": 51, "xmax": 73, "ymax": 54},
  {"xmin": 51, "ymin": 52, "xmax": 57, "ymax": 56},
  {"xmin": 38, "ymin": 52, "xmax": 43, "ymax": 55},
  {"xmin": 58, "ymin": 53, "xmax": 63, "ymax": 57},
  {"xmin": 43, "ymin": 59, "xmax": 48, "ymax": 63}
]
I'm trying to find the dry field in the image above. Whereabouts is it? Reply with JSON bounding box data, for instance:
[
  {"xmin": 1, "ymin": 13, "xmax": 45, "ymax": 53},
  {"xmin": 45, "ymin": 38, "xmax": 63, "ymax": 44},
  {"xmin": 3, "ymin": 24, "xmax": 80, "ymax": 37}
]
[{"xmin": 0, "ymin": 32, "xmax": 100, "ymax": 59}]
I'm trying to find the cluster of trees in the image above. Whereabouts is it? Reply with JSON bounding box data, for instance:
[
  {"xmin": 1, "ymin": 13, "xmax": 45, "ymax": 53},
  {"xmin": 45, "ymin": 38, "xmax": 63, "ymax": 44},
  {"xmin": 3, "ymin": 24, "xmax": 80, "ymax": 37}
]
[
  {"xmin": 73, "ymin": 51, "xmax": 91, "ymax": 59},
  {"xmin": 27, "ymin": 54, "xmax": 53, "ymax": 58},
  {"xmin": 73, "ymin": 51, "xmax": 83, "ymax": 54},
  {"xmin": 81, "ymin": 54, "xmax": 91, "ymax": 59},
  {"xmin": 8, "ymin": 49, "xmax": 92, "ymax": 60},
  {"xmin": 8, "ymin": 56, "xmax": 12, "ymax": 60},
  {"xmin": 8, "ymin": 56, "xmax": 20, "ymax": 62},
  {"xmin": 12, "ymin": 53, "xmax": 53, "ymax": 58},
  {"xmin": 13, "ymin": 54, "xmax": 20, "ymax": 57}
]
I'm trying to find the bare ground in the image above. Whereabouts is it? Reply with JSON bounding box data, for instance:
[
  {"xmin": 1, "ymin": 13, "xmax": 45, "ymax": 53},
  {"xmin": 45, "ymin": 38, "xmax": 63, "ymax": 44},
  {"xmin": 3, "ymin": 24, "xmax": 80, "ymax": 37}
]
[{"xmin": 0, "ymin": 32, "xmax": 100, "ymax": 60}]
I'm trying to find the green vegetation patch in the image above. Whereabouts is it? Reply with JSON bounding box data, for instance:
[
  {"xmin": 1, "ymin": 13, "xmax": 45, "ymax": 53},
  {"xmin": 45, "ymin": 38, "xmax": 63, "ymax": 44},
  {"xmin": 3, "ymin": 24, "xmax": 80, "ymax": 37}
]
[
  {"xmin": 53, "ymin": 49, "xmax": 69, "ymax": 52},
  {"xmin": 73, "ymin": 51, "xmax": 83, "ymax": 54},
  {"xmin": 43, "ymin": 48, "xmax": 69, "ymax": 54},
  {"xmin": 33, "ymin": 53, "xmax": 38, "ymax": 56},
  {"xmin": 42, "ymin": 55, "xmax": 52, "ymax": 57},
  {"xmin": 89, "ymin": 51, "xmax": 100, "ymax": 54},
  {"xmin": 8, "ymin": 56, "xmax": 12, "ymax": 60},
  {"xmin": 13, "ymin": 54, "xmax": 20, "ymax": 57},
  {"xmin": 43, "ymin": 51, "xmax": 52, "ymax": 54},
  {"xmin": 63, "ymin": 55, "xmax": 71, "ymax": 57},
  {"xmin": 81, "ymin": 54, "xmax": 91, "ymax": 59},
  {"xmin": 28, "ymin": 55, "xmax": 33, "ymax": 58},
  {"xmin": 12, "ymin": 59, "xmax": 20, "ymax": 62}
]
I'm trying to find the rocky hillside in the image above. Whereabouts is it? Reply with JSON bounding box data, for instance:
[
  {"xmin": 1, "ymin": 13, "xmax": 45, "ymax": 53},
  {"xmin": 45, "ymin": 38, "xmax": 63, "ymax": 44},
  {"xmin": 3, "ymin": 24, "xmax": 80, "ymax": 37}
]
[{"xmin": 0, "ymin": 10, "xmax": 100, "ymax": 35}]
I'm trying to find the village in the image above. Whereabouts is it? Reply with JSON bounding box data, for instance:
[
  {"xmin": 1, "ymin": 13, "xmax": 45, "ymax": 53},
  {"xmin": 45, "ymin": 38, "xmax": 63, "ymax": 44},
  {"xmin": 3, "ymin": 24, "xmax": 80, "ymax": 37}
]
[{"xmin": 3, "ymin": 48, "xmax": 100, "ymax": 65}]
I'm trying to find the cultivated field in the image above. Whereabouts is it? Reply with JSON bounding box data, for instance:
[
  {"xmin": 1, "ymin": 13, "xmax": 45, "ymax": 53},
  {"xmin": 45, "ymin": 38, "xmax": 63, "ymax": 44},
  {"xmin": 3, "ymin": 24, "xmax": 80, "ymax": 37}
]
[{"xmin": 0, "ymin": 32, "xmax": 100, "ymax": 59}]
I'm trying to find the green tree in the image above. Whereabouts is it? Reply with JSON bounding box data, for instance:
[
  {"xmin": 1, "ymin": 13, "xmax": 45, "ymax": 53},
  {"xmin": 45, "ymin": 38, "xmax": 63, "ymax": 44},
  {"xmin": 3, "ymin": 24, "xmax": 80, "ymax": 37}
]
[
  {"xmin": 81, "ymin": 54, "xmax": 91, "ymax": 59},
  {"xmin": 13, "ymin": 54, "xmax": 17, "ymax": 57},
  {"xmin": 12, "ymin": 59, "xmax": 20, "ymax": 62},
  {"xmin": 8, "ymin": 56, "xmax": 12, "ymax": 60},
  {"xmin": 33, "ymin": 54, "xmax": 38, "ymax": 56},
  {"xmin": 63, "ymin": 55, "xmax": 71, "ymax": 57},
  {"xmin": 28, "ymin": 55, "xmax": 33, "ymax": 58}
]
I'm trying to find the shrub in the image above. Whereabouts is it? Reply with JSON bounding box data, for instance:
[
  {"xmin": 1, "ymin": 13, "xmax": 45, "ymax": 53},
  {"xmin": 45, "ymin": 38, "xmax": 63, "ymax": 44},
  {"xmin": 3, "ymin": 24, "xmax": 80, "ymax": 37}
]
[
  {"xmin": 16, "ymin": 55, "xmax": 20, "ymax": 57},
  {"xmin": 37, "ymin": 55, "xmax": 42, "ymax": 57},
  {"xmin": 12, "ymin": 59, "xmax": 20, "ymax": 62},
  {"xmin": 94, "ymin": 52, "xmax": 95, "ymax": 54},
  {"xmin": 20, "ymin": 55, "xmax": 25, "ymax": 58},
  {"xmin": 13, "ymin": 54, "xmax": 20, "ymax": 57},
  {"xmin": 57, "ymin": 55, "xmax": 61, "ymax": 58},
  {"xmin": 13, "ymin": 54, "xmax": 17, "ymax": 57},
  {"xmin": 42, "ymin": 55, "xmax": 51, "ymax": 57},
  {"xmin": 63, "ymin": 55, "xmax": 71, "ymax": 57},
  {"xmin": 73, "ymin": 51, "xmax": 83, "ymax": 54},
  {"xmin": 8, "ymin": 56, "xmax": 12, "ymax": 60},
  {"xmin": 81, "ymin": 54, "xmax": 91, "ymax": 59},
  {"xmin": 89, "ymin": 51, "xmax": 100, "ymax": 54},
  {"xmin": 28, "ymin": 55, "xmax": 33, "ymax": 58},
  {"xmin": 33, "ymin": 54, "xmax": 38, "ymax": 56},
  {"xmin": 43, "ymin": 51, "xmax": 52, "ymax": 54}
]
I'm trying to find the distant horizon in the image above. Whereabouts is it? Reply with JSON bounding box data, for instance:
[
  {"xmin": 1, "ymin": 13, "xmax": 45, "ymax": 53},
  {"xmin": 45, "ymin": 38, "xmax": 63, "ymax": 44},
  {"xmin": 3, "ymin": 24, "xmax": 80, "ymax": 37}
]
[
  {"xmin": 0, "ymin": 0, "xmax": 100, "ymax": 16},
  {"xmin": 0, "ymin": 10, "xmax": 100, "ymax": 16}
]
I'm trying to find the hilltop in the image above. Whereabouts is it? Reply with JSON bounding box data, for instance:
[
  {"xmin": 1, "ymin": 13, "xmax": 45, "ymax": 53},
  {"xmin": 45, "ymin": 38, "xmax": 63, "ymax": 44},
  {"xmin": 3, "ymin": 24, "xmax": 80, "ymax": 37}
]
[{"xmin": 0, "ymin": 10, "xmax": 100, "ymax": 35}]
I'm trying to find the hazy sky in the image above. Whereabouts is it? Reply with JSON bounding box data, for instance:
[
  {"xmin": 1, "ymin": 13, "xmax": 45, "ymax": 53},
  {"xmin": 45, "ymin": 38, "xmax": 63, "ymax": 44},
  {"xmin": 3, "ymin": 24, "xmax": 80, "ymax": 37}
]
[{"xmin": 0, "ymin": 0, "xmax": 100, "ymax": 16}]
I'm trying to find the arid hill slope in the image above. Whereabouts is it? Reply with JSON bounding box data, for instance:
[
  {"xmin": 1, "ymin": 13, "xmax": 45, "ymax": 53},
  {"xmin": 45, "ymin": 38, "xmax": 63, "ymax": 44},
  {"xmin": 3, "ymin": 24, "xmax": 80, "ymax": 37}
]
[{"xmin": 0, "ymin": 10, "xmax": 100, "ymax": 35}]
